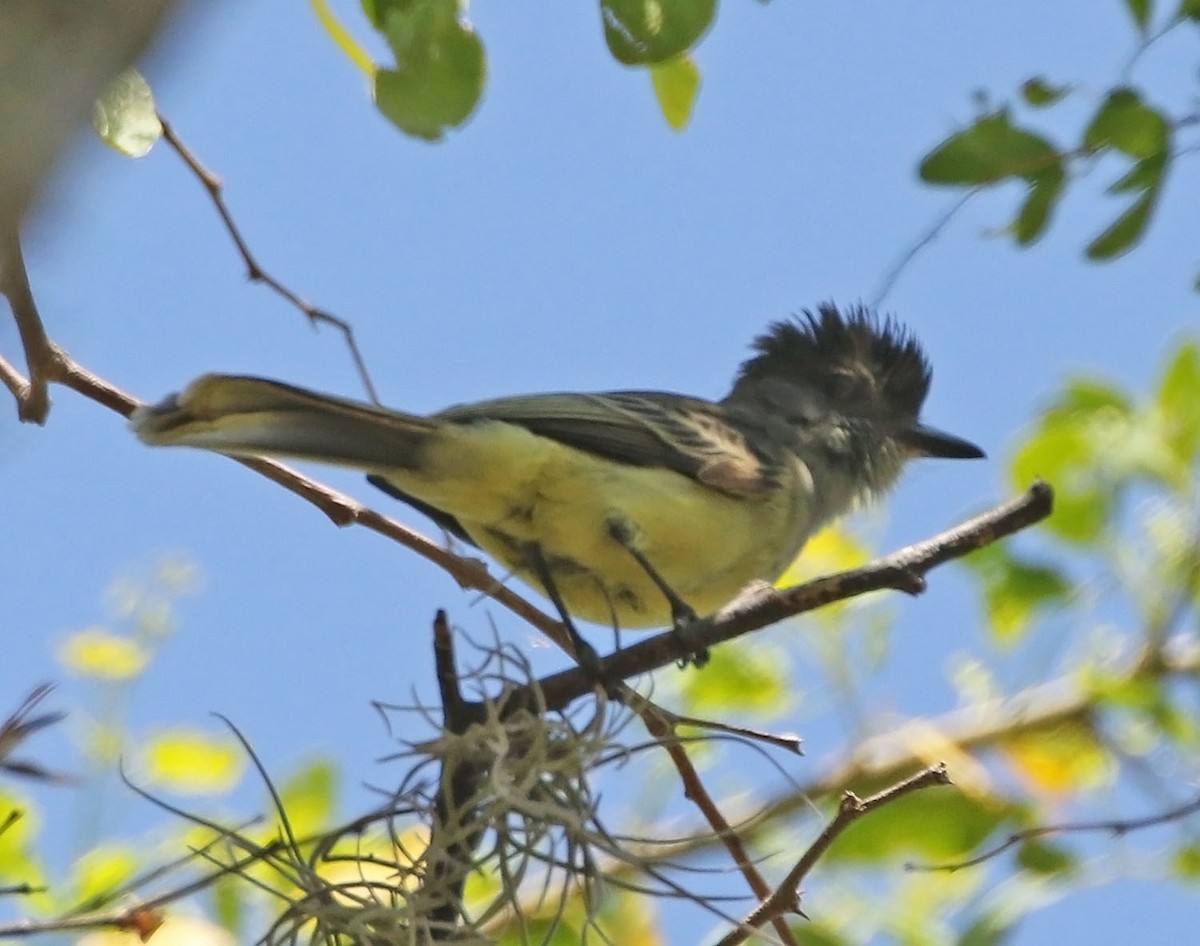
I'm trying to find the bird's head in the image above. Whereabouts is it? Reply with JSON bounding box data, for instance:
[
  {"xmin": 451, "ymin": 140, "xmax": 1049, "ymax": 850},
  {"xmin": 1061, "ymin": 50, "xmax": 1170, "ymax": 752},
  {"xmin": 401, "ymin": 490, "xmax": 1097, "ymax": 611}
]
[{"xmin": 725, "ymin": 303, "xmax": 983, "ymax": 493}]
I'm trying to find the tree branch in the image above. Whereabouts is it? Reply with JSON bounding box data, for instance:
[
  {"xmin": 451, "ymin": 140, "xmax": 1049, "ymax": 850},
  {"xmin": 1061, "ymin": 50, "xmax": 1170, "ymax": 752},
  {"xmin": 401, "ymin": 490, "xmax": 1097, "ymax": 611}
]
[
  {"xmin": 158, "ymin": 116, "xmax": 380, "ymax": 403},
  {"xmin": 518, "ymin": 482, "xmax": 1053, "ymax": 714},
  {"xmin": 636, "ymin": 698, "xmax": 801, "ymax": 946},
  {"xmin": 716, "ymin": 764, "xmax": 953, "ymax": 946},
  {"xmin": 909, "ymin": 788, "xmax": 1200, "ymax": 873},
  {"xmin": 0, "ymin": 228, "xmax": 57, "ymax": 422},
  {"xmin": 613, "ymin": 635, "xmax": 1200, "ymax": 873}
]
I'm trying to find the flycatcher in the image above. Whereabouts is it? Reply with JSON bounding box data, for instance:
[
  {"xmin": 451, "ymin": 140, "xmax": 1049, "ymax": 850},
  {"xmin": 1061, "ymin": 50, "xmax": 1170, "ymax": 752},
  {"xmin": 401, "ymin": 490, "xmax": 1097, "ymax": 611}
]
[{"xmin": 131, "ymin": 303, "xmax": 983, "ymax": 662}]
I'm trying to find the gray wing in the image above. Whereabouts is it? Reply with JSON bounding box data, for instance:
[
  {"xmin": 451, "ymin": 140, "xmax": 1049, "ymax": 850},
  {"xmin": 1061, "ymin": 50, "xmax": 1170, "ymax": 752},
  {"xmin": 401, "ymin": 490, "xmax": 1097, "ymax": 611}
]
[{"xmin": 435, "ymin": 391, "xmax": 777, "ymax": 497}]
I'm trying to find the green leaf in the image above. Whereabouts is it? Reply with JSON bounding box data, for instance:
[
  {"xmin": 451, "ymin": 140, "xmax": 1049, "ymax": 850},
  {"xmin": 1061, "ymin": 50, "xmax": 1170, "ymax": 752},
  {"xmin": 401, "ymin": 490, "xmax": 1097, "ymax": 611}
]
[
  {"xmin": 1020, "ymin": 77, "xmax": 1070, "ymax": 108},
  {"xmin": 1099, "ymin": 666, "xmax": 1200, "ymax": 750},
  {"xmin": 1014, "ymin": 165, "xmax": 1065, "ymax": 244},
  {"xmin": 1016, "ymin": 839, "xmax": 1077, "ymax": 876},
  {"xmin": 58, "ymin": 628, "xmax": 148, "ymax": 681},
  {"xmin": 1007, "ymin": 374, "xmax": 1187, "ymax": 540},
  {"xmin": 1124, "ymin": 0, "xmax": 1153, "ymax": 29},
  {"xmin": 1085, "ymin": 188, "xmax": 1156, "ymax": 260},
  {"xmin": 1083, "ymin": 88, "xmax": 1168, "ymax": 160},
  {"xmin": 1173, "ymin": 843, "xmax": 1200, "ymax": 880},
  {"xmin": 787, "ymin": 921, "xmax": 854, "ymax": 946},
  {"xmin": 1106, "ymin": 150, "xmax": 1167, "ymax": 195},
  {"xmin": 212, "ymin": 874, "xmax": 245, "ymax": 938},
  {"xmin": 593, "ymin": 887, "xmax": 663, "ymax": 946},
  {"xmin": 920, "ymin": 111, "xmax": 1061, "ymax": 186},
  {"xmin": 1010, "ymin": 418, "xmax": 1110, "ymax": 543},
  {"xmin": 372, "ymin": 0, "xmax": 486, "ymax": 141},
  {"xmin": 968, "ymin": 546, "xmax": 1071, "ymax": 645},
  {"xmin": 1148, "ymin": 693, "xmax": 1200, "ymax": 747},
  {"xmin": 827, "ymin": 785, "xmax": 1012, "ymax": 864},
  {"xmin": 790, "ymin": 924, "xmax": 850, "ymax": 946},
  {"xmin": 0, "ymin": 794, "xmax": 48, "ymax": 907},
  {"xmin": 71, "ymin": 845, "xmax": 138, "ymax": 909},
  {"xmin": 680, "ymin": 641, "xmax": 791, "ymax": 716},
  {"xmin": 601, "ymin": 0, "xmax": 717, "ymax": 66},
  {"xmin": 1156, "ymin": 339, "xmax": 1200, "ymax": 463},
  {"xmin": 650, "ymin": 54, "xmax": 701, "ymax": 130},
  {"xmin": 513, "ymin": 920, "xmax": 585, "ymax": 946},
  {"xmin": 1079, "ymin": 93, "xmax": 1169, "ymax": 260},
  {"xmin": 1093, "ymin": 673, "xmax": 1163, "ymax": 711},
  {"xmin": 1046, "ymin": 378, "xmax": 1134, "ymax": 419},
  {"xmin": 276, "ymin": 759, "xmax": 337, "ymax": 837},
  {"xmin": 362, "ymin": 0, "xmax": 394, "ymax": 29},
  {"xmin": 1180, "ymin": 0, "xmax": 1200, "ymax": 21},
  {"xmin": 92, "ymin": 69, "xmax": 162, "ymax": 158},
  {"xmin": 144, "ymin": 729, "xmax": 244, "ymax": 795},
  {"xmin": 959, "ymin": 913, "xmax": 1017, "ymax": 946}
]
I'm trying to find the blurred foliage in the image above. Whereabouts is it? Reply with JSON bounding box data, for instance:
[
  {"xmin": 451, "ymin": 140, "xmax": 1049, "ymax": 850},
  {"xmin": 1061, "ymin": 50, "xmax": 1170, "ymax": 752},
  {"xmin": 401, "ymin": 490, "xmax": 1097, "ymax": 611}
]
[
  {"xmin": 920, "ymin": 2, "xmax": 1200, "ymax": 286},
  {"xmin": 142, "ymin": 729, "xmax": 245, "ymax": 796},
  {"xmin": 0, "ymin": 557, "xmax": 338, "ymax": 942},
  {"xmin": 677, "ymin": 639, "xmax": 793, "ymax": 716}
]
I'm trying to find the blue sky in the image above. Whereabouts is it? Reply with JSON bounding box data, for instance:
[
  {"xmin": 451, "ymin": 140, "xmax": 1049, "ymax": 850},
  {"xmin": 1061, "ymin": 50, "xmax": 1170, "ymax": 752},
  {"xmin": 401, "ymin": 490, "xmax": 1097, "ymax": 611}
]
[{"xmin": 3, "ymin": 0, "xmax": 1198, "ymax": 941}]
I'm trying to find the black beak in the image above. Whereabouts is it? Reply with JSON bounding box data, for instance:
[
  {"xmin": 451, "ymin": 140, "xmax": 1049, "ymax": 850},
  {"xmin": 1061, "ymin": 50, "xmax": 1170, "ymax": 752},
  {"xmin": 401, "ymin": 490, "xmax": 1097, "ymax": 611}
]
[{"xmin": 901, "ymin": 423, "xmax": 985, "ymax": 460}]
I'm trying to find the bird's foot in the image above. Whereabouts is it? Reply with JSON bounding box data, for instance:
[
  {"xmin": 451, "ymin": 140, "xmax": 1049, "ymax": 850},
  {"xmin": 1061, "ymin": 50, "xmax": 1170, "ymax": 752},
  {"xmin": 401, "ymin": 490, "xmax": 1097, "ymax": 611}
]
[
  {"xmin": 562, "ymin": 623, "xmax": 620, "ymax": 695},
  {"xmin": 670, "ymin": 605, "xmax": 710, "ymax": 669}
]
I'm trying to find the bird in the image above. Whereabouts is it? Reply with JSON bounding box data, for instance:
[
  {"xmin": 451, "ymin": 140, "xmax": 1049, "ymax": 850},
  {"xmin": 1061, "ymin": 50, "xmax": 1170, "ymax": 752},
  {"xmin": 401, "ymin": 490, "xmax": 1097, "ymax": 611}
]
[{"xmin": 130, "ymin": 303, "xmax": 983, "ymax": 665}]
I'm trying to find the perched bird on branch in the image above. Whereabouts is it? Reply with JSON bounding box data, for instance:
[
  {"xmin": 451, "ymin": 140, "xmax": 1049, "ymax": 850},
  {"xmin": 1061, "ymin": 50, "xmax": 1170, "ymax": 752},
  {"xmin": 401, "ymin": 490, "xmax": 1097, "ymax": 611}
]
[{"xmin": 131, "ymin": 303, "xmax": 983, "ymax": 666}]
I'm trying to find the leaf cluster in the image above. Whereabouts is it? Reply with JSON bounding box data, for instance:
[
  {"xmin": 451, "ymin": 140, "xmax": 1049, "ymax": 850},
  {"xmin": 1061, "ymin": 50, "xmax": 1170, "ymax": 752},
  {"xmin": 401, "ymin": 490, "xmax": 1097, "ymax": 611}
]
[{"xmin": 919, "ymin": 1, "xmax": 1200, "ymax": 284}]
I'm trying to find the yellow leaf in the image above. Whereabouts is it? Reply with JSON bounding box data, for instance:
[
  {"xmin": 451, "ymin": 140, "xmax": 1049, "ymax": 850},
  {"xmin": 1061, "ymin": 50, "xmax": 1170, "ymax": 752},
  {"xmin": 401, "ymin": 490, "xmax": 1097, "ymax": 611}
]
[
  {"xmin": 58, "ymin": 628, "xmax": 147, "ymax": 681},
  {"xmin": 778, "ymin": 525, "xmax": 872, "ymax": 585},
  {"xmin": 73, "ymin": 845, "xmax": 138, "ymax": 905},
  {"xmin": 679, "ymin": 640, "xmax": 792, "ymax": 715},
  {"xmin": 143, "ymin": 730, "xmax": 244, "ymax": 795},
  {"xmin": 650, "ymin": 55, "xmax": 700, "ymax": 131},
  {"xmin": 1001, "ymin": 722, "xmax": 1114, "ymax": 796}
]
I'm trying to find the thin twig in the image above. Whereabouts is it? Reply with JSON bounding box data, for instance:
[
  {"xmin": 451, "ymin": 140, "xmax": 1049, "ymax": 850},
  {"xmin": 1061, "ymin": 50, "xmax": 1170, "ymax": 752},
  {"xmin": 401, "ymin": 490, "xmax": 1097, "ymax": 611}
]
[
  {"xmin": 613, "ymin": 637, "xmax": 1200, "ymax": 874},
  {"xmin": 0, "ymin": 907, "xmax": 161, "ymax": 940},
  {"xmin": 0, "ymin": 227, "xmax": 58, "ymax": 422},
  {"xmin": 0, "ymin": 314, "xmax": 571, "ymax": 652},
  {"xmin": 636, "ymin": 698, "xmax": 801, "ymax": 946},
  {"xmin": 0, "ymin": 354, "xmax": 31, "ymax": 408},
  {"xmin": 157, "ymin": 115, "xmax": 380, "ymax": 404},
  {"xmin": 666, "ymin": 711, "xmax": 804, "ymax": 756},
  {"xmin": 872, "ymin": 190, "xmax": 977, "ymax": 305},
  {"xmin": 716, "ymin": 764, "xmax": 953, "ymax": 946},
  {"xmin": 909, "ymin": 789, "xmax": 1200, "ymax": 873}
]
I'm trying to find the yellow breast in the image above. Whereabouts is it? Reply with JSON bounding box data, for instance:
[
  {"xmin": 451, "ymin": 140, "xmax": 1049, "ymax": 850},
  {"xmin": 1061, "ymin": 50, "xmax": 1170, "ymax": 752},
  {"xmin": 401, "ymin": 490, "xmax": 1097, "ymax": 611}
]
[{"xmin": 376, "ymin": 420, "xmax": 813, "ymax": 629}]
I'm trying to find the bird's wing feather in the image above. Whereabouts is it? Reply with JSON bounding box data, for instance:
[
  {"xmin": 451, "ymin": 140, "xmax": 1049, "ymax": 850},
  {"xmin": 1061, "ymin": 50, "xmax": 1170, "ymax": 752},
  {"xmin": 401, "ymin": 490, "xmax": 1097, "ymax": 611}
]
[{"xmin": 435, "ymin": 391, "xmax": 774, "ymax": 497}]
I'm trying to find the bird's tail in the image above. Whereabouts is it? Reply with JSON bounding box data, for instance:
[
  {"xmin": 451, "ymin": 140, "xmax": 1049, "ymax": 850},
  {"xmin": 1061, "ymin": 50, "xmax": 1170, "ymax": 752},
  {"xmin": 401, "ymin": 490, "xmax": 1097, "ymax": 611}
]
[{"xmin": 130, "ymin": 374, "xmax": 440, "ymax": 471}]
